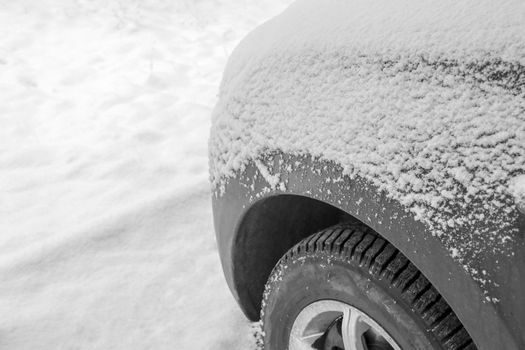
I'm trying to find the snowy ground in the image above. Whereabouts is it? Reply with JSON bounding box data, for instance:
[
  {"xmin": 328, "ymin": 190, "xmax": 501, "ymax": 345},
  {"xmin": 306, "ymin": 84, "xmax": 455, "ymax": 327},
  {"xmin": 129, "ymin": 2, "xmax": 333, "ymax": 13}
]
[{"xmin": 0, "ymin": 1, "xmax": 291, "ymax": 348}]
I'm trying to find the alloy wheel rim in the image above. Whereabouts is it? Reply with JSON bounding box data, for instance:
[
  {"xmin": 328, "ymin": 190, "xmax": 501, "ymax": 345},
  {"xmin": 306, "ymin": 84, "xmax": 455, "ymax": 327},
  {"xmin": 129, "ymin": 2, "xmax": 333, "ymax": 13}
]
[{"xmin": 289, "ymin": 300, "xmax": 401, "ymax": 350}]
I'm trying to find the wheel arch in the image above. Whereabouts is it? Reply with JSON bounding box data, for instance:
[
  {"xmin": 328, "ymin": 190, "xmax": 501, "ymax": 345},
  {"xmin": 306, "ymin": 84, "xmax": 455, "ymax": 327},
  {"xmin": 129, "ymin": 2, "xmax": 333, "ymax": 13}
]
[
  {"xmin": 233, "ymin": 194, "xmax": 353, "ymax": 319},
  {"xmin": 212, "ymin": 152, "xmax": 520, "ymax": 350}
]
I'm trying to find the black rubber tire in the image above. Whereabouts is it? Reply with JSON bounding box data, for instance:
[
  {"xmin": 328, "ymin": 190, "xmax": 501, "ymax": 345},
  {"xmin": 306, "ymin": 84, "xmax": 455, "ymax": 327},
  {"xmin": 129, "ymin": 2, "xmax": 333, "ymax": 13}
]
[{"xmin": 261, "ymin": 223, "xmax": 477, "ymax": 350}]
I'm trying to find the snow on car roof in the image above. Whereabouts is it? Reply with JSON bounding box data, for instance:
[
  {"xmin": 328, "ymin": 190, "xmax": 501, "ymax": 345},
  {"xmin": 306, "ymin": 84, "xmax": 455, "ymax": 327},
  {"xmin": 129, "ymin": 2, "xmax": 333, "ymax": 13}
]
[{"xmin": 209, "ymin": 0, "xmax": 525, "ymax": 298}]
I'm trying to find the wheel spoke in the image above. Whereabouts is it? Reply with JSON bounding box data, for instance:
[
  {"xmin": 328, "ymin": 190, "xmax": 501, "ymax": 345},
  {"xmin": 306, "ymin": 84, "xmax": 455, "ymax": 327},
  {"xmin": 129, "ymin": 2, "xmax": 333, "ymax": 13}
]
[
  {"xmin": 298, "ymin": 331, "xmax": 325, "ymax": 346},
  {"xmin": 290, "ymin": 328, "xmax": 326, "ymax": 350},
  {"xmin": 342, "ymin": 308, "xmax": 370, "ymax": 350}
]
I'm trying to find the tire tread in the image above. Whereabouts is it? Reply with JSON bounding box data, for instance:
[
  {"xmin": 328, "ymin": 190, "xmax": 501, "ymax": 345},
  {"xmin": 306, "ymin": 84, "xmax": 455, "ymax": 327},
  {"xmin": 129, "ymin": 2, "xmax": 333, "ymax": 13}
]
[{"xmin": 262, "ymin": 223, "xmax": 477, "ymax": 350}]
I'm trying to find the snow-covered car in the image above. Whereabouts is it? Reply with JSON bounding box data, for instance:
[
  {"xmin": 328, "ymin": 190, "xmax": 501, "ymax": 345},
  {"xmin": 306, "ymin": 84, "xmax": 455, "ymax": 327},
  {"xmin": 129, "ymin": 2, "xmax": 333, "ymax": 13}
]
[{"xmin": 209, "ymin": 1, "xmax": 525, "ymax": 349}]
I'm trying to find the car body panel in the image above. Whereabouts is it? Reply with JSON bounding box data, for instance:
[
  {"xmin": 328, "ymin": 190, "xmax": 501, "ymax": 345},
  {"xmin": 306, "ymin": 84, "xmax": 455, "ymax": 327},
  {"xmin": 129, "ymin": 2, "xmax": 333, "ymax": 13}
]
[
  {"xmin": 210, "ymin": 1, "xmax": 524, "ymax": 348},
  {"xmin": 212, "ymin": 153, "xmax": 525, "ymax": 350}
]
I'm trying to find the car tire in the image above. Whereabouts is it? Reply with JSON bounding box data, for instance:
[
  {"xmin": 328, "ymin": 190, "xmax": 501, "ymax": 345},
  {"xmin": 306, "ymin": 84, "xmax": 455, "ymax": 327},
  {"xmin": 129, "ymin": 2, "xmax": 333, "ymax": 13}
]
[{"xmin": 261, "ymin": 223, "xmax": 476, "ymax": 350}]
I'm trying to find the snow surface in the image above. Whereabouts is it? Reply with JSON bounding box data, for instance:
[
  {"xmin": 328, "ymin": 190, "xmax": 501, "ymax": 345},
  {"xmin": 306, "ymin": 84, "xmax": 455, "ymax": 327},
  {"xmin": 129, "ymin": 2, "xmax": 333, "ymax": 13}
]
[
  {"xmin": 0, "ymin": 0, "xmax": 292, "ymax": 348},
  {"xmin": 210, "ymin": 0, "xmax": 525, "ymax": 282}
]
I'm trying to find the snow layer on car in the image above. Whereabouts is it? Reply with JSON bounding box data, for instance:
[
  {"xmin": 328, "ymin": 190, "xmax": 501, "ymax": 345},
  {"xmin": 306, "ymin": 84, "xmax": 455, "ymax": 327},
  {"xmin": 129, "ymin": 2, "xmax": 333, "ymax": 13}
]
[{"xmin": 209, "ymin": 0, "xmax": 525, "ymax": 286}]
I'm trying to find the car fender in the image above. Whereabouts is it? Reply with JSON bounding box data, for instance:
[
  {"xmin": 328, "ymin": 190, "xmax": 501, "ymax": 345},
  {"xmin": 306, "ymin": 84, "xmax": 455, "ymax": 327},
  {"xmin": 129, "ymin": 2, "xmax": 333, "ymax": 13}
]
[{"xmin": 212, "ymin": 152, "xmax": 524, "ymax": 350}]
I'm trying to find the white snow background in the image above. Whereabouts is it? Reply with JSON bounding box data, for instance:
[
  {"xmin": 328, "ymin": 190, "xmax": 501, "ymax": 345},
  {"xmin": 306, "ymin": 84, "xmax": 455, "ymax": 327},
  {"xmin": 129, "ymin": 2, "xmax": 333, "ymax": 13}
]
[{"xmin": 0, "ymin": 0, "xmax": 292, "ymax": 348}]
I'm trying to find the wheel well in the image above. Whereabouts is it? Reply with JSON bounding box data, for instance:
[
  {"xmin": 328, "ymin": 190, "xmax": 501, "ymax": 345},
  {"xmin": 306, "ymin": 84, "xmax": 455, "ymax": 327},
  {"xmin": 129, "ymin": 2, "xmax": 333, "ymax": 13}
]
[{"xmin": 233, "ymin": 194, "xmax": 358, "ymax": 320}]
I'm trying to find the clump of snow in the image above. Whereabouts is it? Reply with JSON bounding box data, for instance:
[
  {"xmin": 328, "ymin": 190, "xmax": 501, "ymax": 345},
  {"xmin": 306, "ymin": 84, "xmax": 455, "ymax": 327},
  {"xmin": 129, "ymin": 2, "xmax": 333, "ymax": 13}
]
[
  {"xmin": 509, "ymin": 175, "xmax": 525, "ymax": 212},
  {"xmin": 210, "ymin": 0, "xmax": 525, "ymax": 276},
  {"xmin": 255, "ymin": 159, "xmax": 281, "ymax": 190}
]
